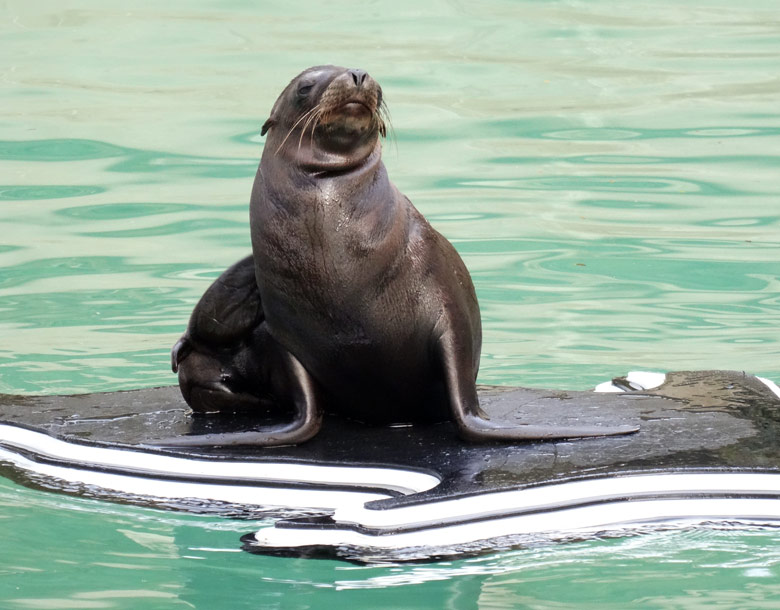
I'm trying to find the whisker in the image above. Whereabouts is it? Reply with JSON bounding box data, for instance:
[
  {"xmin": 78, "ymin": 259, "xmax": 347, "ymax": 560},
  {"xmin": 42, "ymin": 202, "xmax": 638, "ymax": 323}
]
[
  {"xmin": 298, "ymin": 108, "xmax": 323, "ymax": 152},
  {"xmin": 276, "ymin": 94, "xmax": 391, "ymax": 156},
  {"xmin": 275, "ymin": 105, "xmax": 320, "ymax": 155},
  {"xmin": 308, "ymin": 109, "xmax": 324, "ymax": 150},
  {"xmin": 378, "ymin": 99, "xmax": 396, "ymax": 154}
]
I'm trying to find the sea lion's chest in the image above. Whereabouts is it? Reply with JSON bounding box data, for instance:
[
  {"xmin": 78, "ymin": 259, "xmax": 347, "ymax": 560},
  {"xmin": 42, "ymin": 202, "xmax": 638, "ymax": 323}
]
[{"xmin": 251, "ymin": 170, "xmax": 417, "ymax": 341}]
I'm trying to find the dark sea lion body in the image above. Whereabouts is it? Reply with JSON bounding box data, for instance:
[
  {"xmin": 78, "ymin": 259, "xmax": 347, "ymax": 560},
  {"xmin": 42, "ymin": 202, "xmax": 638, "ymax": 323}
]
[
  {"xmin": 172, "ymin": 256, "xmax": 276, "ymax": 415},
  {"xmin": 168, "ymin": 65, "xmax": 637, "ymax": 446},
  {"xmin": 171, "ymin": 256, "xmax": 318, "ymax": 444}
]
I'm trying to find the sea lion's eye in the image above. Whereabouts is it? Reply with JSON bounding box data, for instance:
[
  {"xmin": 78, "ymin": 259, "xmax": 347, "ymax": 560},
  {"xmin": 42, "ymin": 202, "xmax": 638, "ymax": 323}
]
[{"xmin": 298, "ymin": 84, "xmax": 314, "ymax": 96}]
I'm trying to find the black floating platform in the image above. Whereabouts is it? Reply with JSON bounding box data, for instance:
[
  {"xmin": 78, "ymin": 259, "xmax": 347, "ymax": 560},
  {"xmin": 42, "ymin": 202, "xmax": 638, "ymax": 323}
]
[{"xmin": 1, "ymin": 370, "xmax": 779, "ymax": 563}]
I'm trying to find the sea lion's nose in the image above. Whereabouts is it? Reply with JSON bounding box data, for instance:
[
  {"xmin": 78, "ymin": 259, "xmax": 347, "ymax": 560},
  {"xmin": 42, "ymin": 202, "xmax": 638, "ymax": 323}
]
[{"xmin": 348, "ymin": 69, "xmax": 368, "ymax": 87}]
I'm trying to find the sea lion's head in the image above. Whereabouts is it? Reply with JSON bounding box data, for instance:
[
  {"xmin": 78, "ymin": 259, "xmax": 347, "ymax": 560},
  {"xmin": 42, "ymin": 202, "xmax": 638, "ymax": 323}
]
[
  {"xmin": 172, "ymin": 335, "xmax": 266, "ymax": 414},
  {"xmin": 261, "ymin": 65, "xmax": 386, "ymax": 169}
]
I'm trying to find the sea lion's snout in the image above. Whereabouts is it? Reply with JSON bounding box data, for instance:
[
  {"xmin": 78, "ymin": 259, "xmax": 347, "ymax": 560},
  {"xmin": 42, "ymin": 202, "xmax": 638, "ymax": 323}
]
[
  {"xmin": 306, "ymin": 69, "xmax": 384, "ymax": 150},
  {"xmin": 321, "ymin": 69, "xmax": 380, "ymax": 113}
]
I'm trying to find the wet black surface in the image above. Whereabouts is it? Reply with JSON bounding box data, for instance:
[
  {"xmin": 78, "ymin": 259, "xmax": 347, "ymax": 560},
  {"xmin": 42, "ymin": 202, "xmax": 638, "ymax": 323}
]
[{"xmin": 1, "ymin": 370, "xmax": 778, "ymax": 506}]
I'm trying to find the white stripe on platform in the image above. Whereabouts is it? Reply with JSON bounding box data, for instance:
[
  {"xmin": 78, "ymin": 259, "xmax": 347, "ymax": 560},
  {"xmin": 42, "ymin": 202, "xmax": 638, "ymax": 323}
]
[
  {"xmin": 250, "ymin": 473, "xmax": 780, "ymax": 550},
  {"xmin": 335, "ymin": 472, "xmax": 780, "ymax": 528},
  {"xmin": 758, "ymin": 376, "xmax": 780, "ymax": 400},
  {"xmin": 0, "ymin": 424, "xmax": 439, "ymax": 508},
  {"xmin": 0, "ymin": 444, "xmax": 391, "ymax": 510},
  {"xmin": 594, "ymin": 371, "xmax": 667, "ymax": 393}
]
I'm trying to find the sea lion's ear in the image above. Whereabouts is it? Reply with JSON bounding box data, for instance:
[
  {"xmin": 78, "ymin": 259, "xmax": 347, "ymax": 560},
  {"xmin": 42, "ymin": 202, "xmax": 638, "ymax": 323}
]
[{"xmin": 261, "ymin": 118, "xmax": 276, "ymax": 136}]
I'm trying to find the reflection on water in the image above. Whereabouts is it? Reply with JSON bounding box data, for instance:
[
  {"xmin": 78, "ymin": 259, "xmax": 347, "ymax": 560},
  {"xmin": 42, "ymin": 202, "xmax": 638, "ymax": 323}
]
[{"xmin": 1, "ymin": 0, "xmax": 780, "ymax": 606}]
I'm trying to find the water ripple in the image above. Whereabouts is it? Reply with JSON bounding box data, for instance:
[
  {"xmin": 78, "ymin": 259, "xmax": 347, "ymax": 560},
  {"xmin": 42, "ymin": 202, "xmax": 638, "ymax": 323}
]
[
  {"xmin": 0, "ymin": 185, "xmax": 106, "ymax": 200},
  {"xmin": 454, "ymin": 175, "xmax": 740, "ymax": 196},
  {"xmin": 0, "ymin": 138, "xmax": 257, "ymax": 180}
]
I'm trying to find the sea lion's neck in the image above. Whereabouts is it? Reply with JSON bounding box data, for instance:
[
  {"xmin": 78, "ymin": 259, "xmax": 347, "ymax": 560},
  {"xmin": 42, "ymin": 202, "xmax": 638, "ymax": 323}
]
[
  {"xmin": 297, "ymin": 140, "xmax": 381, "ymax": 178},
  {"xmin": 260, "ymin": 140, "xmax": 385, "ymax": 214}
]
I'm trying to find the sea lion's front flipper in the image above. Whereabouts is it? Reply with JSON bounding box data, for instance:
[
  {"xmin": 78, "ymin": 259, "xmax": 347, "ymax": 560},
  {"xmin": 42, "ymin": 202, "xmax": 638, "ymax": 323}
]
[
  {"xmin": 437, "ymin": 328, "xmax": 639, "ymax": 441},
  {"xmin": 150, "ymin": 350, "xmax": 323, "ymax": 448}
]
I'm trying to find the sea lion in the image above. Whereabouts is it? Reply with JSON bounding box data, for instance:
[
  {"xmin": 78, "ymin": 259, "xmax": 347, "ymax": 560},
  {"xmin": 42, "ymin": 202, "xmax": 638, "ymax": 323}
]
[
  {"xmin": 167, "ymin": 65, "xmax": 637, "ymax": 446},
  {"xmin": 170, "ymin": 255, "xmax": 321, "ymax": 444},
  {"xmin": 172, "ymin": 255, "xmax": 274, "ymax": 414}
]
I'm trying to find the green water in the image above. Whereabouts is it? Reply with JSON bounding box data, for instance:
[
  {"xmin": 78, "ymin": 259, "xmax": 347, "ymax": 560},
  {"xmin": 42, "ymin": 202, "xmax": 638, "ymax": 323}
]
[{"xmin": 1, "ymin": 0, "xmax": 780, "ymax": 607}]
